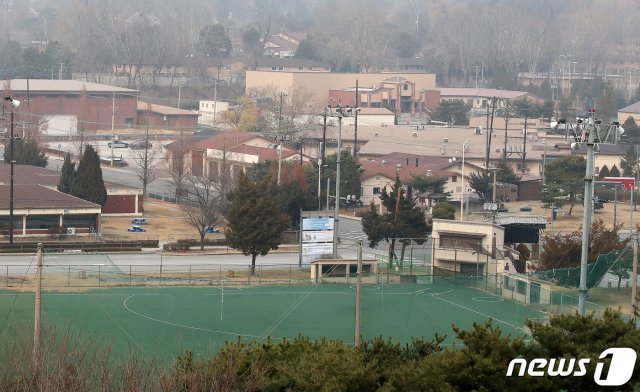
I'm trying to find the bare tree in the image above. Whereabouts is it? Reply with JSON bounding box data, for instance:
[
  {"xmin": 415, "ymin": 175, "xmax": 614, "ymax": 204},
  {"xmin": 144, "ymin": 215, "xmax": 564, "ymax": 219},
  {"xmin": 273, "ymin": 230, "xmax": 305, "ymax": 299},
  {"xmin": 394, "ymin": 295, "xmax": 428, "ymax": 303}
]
[
  {"xmin": 182, "ymin": 174, "xmax": 227, "ymax": 250},
  {"xmin": 133, "ymin": 106, "xmax": 162, "ymax": 196},
  {"xmin": 181, "ymin": 150, "xmax": 237, "ymax": 250},
  {"xmin": 165, "ymin": 144, "xmax": 189, "ymax": 201}
]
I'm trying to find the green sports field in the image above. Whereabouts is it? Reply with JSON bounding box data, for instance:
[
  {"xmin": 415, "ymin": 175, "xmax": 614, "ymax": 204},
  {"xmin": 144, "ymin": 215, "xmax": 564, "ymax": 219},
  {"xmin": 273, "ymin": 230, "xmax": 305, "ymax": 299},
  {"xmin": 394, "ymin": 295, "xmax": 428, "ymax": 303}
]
[{"xmin": 0, "ymin": 282, "xmax": 545, "ymax": 363}]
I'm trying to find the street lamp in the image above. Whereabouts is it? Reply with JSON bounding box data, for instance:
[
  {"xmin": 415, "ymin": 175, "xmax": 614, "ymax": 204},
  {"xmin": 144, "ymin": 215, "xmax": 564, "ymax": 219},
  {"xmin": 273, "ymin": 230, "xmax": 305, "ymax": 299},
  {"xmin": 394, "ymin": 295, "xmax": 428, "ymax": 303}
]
[
  {"xmin": 449, "ymin": 139, "xmax": 471, "ymax": 221},
  {"xmin": 5, "ymin": 96, "xmax": 20, "ymax": 244},
  {"xmin": 326, "ymin": 104, "xmax": 359, "ymax": 258}
]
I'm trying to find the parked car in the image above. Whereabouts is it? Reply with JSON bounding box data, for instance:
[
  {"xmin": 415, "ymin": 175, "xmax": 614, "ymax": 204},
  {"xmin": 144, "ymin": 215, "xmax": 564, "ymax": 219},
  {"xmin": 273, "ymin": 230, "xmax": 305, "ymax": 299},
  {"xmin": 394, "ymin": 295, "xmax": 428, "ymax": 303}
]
[
  {"xmin": 108, "ymin": 140, "xmax": 129, "ymax": 148},
  {"xmin": 130, "ymin": 139, "xmax": 152, "ymax": 149},
  {"xmin": 206, "ymin": 226, "xmax": 220, "ymax": 233},
  {"xmin": 100, "ymin": 156, "xmax": 128, "ymax": 167},
  {"xmin": 519, "ymin": 206, "xmax": 532, "ymax": 212},
  {"xmin": 132, "ymin": 218, "xmax": 149, "ymax": 225},
  {"xmin": 127, "ymin": 225, "xmax": 146, "ymax": 232}
]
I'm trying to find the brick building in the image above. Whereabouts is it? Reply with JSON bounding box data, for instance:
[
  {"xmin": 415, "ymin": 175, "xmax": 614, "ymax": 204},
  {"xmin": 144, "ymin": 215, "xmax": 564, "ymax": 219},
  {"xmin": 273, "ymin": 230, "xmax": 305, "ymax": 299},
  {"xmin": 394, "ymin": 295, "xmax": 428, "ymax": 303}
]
[{"xmin": 1, "ymin": 79, "xmax": 138, "ymax": 136}]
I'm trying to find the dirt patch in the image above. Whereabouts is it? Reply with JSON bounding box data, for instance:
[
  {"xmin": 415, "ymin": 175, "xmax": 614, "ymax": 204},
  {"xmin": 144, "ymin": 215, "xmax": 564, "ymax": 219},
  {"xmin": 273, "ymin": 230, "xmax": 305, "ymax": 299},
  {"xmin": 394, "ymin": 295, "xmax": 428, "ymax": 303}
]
[
  {"xmin": 464, "ymin": 200, "xmax": 637, "ymax": 233},
  {"xmin": 100, "ymin": 198, "xmax": 225, "ymax": 242}
]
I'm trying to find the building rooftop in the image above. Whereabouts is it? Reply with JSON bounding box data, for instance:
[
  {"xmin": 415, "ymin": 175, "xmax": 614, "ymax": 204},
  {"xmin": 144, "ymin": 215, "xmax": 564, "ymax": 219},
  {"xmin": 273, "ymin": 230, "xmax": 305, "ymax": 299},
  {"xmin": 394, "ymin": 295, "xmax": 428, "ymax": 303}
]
[
  {"xmin": 1, "ymin": 79, "xmax": 137, "ymax": 94},
  {"xmin": 619, "ymin": 101, "xmax": 640, "ymax": 114},
  {"xmin": 0, "ymin": 164, "xmax": 140, "ymax": 191},
  {"xmin": 0, "ymin": 184, "xmax": 100, "ymax": 210},
  {"xmin": 137, "ymin": 102, "xmax": 200, "ymax": 117},
  {"xmin": 434, "ymin": 88, "xmax": 535, "ymax": 100}
]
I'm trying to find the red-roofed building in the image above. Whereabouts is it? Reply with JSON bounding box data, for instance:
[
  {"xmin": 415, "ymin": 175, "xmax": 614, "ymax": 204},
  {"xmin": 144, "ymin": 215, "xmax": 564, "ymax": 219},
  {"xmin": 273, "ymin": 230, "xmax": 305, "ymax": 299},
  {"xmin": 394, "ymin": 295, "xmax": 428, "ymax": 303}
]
[
  {"xmin": 164, "ymin": 132, "xmax": 310, "ymax": 180},
  {"xmin": 360, "ymin": 154, "xmax": 458, "ymax": 207},
  {"xmin": 0, "ymin": 184, "xmax": 101, "ymax": 237}
]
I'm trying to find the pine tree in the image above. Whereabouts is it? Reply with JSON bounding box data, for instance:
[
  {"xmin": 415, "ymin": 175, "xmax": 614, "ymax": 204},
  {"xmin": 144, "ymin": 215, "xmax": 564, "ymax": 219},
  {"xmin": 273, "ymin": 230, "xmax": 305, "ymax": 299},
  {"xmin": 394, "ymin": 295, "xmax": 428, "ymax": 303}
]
[
  {"xmin": 57, "ymin": 152, "xmax": 75, "ymax": 194},
  {"xmin": 598, "ymin": 164, "xmax": 610, "ymax": 179},
  {"xmin": 622, "ymin": 116, "xmax": 640, "ymax": 141},
  {"xmin": 609, "ymin": 164, "xmax": 621, "ymax": 177},
  {"xmin": 3, "ymin": 138, "xmax": 48, "ymax": 167},
  {"xmin": 620, "ymin": 145, "xmax": 638, "ymax": 177},
  {"xmin": 362, "ymin": 177, "xmax": 429, "ymax": 266},
  {"xmin": 70, "ymin": 145, "xmax": 107, "ymax": 206},
  {"xmin": 226, "ymin": 174, "xmax": 289, "ymax": 274}
]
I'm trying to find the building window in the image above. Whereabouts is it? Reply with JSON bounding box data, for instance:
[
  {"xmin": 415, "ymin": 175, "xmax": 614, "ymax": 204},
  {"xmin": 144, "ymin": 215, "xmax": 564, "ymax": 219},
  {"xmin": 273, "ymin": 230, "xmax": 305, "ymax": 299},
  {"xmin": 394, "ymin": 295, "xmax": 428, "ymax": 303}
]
[
  {"xmin": 375, "ymin": 176, "xmax": 380, "ymax": 180},
  {"xmin": 516, "ymin": 280, "xmax": 527, "ymax": 295},
  {"xmin": 373, "ymin": 187, "xmax": 381, "ymax": 194},
  {"xmin": 278, "ymin": 66, "xmax": 284, "ymax": 70},
  {"xmin": 167, "ymin": 65, "xmax": 172, "ymax": 70},
  {"xmin": 272, "ymin": 66, "xmax": 277, "ymax": 70},
  {"xmin": 299, "ymin": 66, "xmax": 303, "ymax": 70},
  {"xmin": 452, "ymin": 176, "xmax": 457, "ymax": 182},
  {"xmin": 403, "ymin": 83, "xmax": 409, "ymax": 91},
  {"xmin": 439, "ymin": 234, "xmax": 482, "ymax": 249}
]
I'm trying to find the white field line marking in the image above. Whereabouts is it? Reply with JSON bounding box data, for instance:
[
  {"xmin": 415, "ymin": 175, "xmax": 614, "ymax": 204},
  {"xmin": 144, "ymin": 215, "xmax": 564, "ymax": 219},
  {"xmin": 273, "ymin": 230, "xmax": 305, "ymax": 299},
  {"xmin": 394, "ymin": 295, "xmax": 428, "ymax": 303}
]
[{"xmin": 122, "ymin": 295, "xmax": 261, "ymax": 338}]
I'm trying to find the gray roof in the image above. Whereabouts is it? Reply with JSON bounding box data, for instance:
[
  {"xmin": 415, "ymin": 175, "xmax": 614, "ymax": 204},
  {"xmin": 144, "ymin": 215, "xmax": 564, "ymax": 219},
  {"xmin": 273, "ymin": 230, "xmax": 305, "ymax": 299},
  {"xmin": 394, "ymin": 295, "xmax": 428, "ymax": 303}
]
[
  {"xmin": 619, "ymin": 101, "xmax": 640, "ymax": 114},
  {"xmin": 492, "ymin": 215, "xmax": 549, "ymax": 226},
  {"xmin": 1, "ymin": 79, "xmax": 137, "ymax": 94}
]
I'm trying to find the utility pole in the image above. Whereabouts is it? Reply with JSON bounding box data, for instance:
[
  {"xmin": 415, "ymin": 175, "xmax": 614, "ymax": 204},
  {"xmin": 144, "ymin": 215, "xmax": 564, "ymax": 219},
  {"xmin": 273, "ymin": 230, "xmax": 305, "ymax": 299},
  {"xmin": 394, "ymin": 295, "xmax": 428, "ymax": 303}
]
[
  {"xmin": 485, "ymin": 97, "xmax": 497, "ymax": 169},
  {"xmin": 354, "ymin": 80, "xmax": 359, "ymax": 159},
  {"xmin": 503, "ymin": 102, "xmax": 510, "ymax": 160},
  {"xmin": 333, "ymin": 110, "xmax": 343, "ymax": 258},
  {"xmin": 111, "ymin": 92, "xmax": 115, "ymax": 167},
  {"xmin": 633, "ymin": 233, "xmax": 638, "ymax": 322},
  {"xmin": 33, "ymin": 243, "xmax": 43, "ymax": 371},
  {"xmin": 488, "ymin": 166, "xmax": 500, "ymax": 224},
  {"xmin": 542, "ymin": 130, "xmax": 549, "ymax": 185},
  {"xmin": 318, "ymin": 142, "xmax": 323, "ymax": 211},
  {"xmin": 522, "ymin": 106, "xmax": 529, "ymax": 173},
  {"xmin": 276, "ymin": 92, "xmax": 285, "ymax": 185}
]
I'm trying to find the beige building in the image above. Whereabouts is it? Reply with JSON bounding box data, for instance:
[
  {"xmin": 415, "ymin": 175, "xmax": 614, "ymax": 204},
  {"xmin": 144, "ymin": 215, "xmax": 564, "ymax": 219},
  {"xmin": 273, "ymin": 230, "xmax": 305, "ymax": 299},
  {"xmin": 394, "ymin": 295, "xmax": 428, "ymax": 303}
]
[
  {"xmin": 618, "ymin": 101, "xmax": 640, "ymax": 124},
  {"xmin": 245, "ymin": 71, "xmax": 437, "ymax": 107},
  {"xmin": 430, "ymin": 219, "xmax": 509, "ymax": 276},
  {"xmin": 352, "ymin": 124, "xmax": 553, "ymax": 178}
]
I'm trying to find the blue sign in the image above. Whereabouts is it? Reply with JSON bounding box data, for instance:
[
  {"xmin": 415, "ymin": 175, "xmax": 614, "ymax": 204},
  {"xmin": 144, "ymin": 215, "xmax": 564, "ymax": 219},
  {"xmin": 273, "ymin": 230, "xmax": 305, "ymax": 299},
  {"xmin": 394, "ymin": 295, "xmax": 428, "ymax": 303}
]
[{"xmin": 302, "ymin": 217, "xmax": 334, "ymax": 231}]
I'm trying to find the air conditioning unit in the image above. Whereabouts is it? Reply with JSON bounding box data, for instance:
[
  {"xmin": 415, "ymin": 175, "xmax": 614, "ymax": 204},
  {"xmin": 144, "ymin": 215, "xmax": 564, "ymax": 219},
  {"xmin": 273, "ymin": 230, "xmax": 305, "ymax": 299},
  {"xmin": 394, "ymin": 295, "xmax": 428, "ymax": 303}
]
[
  {"xmin": 475, "ymin": 127, "xmax": 483, "ymax": 135},
  {"xmin": 67, "ymin": 227, "xmax": 76, "ymax": 235}
]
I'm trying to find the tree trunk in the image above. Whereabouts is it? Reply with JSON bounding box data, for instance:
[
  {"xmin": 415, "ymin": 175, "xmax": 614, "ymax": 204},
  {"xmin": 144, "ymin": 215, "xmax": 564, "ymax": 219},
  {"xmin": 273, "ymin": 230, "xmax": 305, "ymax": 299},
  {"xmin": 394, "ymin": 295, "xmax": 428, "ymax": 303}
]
[
  {"xmin": 251, "ymin": 253, "xmax": 257, "ymax": 275},
  {"xmin": 200, "ymin": 232, "xmax": 205, "ymax": 251},
  {"xmin": 388, "ymin": 238, "xmax": 396, "ymax": 270},
  {"xmin": 400, "ymin": 242, "xmax": 407, "ymax": 266},
  {"xmin": 618, "ymin": 275, "xmax": 622, "ymax": 289}
]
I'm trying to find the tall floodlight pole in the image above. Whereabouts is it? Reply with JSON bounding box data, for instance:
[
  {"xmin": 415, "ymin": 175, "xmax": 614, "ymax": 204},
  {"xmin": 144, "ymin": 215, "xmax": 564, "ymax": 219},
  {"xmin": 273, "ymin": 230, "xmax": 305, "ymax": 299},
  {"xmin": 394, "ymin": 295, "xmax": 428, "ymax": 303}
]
[
  {"xmin": 333, "ymin": 111, "xmax": 343, "ymax": 258},
  {"xmin": 578, "ymin": 114, "xmax": 596, "ymax": 316},
  {"xmin": 556, "ymin": 109, "xmax": 626, "ymax": 316},
  {"xmin": 326, "ymin": 105, "xmax": 359, "ymax": 258}
]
